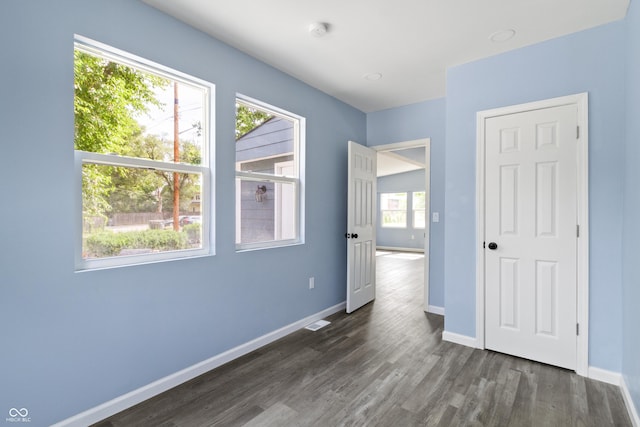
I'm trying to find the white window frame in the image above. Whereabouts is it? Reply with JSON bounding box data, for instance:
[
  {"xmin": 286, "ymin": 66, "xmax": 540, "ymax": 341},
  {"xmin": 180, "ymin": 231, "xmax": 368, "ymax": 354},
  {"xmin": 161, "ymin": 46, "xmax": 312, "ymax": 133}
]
[
  {"xmin": 235, "ymin": 95, "xmax": 305, "ymax": 251},
  {"xmin": 74, "ymin": 35, "xmax": 215, "ymax": 271},
  {"xmin": 274, "ymin": 160, "xmax": 296, "ymax": 241}
]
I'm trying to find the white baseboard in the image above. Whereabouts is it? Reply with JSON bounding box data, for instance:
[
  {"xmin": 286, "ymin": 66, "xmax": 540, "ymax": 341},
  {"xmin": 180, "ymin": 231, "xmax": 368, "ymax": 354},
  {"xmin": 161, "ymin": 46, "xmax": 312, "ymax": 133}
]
[
  {"xmin": 427, "ymin": 305, "xmax": 445, "ymax": 315},
  {"xmin": 442, "ymin": 331, "xmax": 479, "ymax": 348},
  {"xmin": 52, "ymin": 302, "xmax": 346, "ymax": 427},
  {"xmin": 376, "ymin": 246, "xmax": 424, "ymax": 253},
  {"xmin": 588, "ymin": 366, "xmax": 621, "ymax": 385},
  {"xmin": 581, "ymin": 367, "xmax": 639, "ymax": 426},
  {"xmin": 621, "ymin": 375, "xmax": 640, "ymax": 427}
]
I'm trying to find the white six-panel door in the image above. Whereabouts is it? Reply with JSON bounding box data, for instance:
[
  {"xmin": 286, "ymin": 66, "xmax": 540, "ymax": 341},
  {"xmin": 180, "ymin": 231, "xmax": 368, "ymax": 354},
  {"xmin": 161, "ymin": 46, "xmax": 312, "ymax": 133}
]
[
  {"xmin": 346, "ymin": 141, "xmax": 376, "ymax": 314},
  {"xmin": 484, "ymin": 104, "xmax": 578, "ymax": 370}
]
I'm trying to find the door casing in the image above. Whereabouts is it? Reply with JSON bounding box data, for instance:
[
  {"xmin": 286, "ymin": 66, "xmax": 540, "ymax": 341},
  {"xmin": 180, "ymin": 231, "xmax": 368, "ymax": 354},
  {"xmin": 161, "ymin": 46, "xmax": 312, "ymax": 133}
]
[{"xmin": 475, "ymin": 93, "xmax": 589, "ymax": 376}]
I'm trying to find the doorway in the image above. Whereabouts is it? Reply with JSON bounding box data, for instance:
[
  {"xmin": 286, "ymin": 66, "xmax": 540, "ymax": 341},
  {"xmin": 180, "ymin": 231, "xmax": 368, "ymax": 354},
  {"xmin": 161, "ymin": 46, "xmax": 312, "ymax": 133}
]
[{"xmin": 373, "ymin": 139, "xmax": 432, "ymax": 312}]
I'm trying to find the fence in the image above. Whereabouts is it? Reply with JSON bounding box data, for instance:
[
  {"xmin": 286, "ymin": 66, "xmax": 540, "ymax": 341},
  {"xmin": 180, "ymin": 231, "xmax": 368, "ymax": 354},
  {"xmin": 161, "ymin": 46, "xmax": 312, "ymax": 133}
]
[{"xmin": 111, "ymin": 212, "xmax": 164, "ymax": 226}]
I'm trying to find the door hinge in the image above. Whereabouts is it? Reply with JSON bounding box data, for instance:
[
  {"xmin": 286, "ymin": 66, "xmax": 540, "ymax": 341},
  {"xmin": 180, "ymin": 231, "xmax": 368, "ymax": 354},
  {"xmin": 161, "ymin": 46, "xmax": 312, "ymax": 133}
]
[
  {"xmin": 576, "ymin": 323, "xmax": 580, "ymax": 336},
  {"xmin": 577, "ymin": 126, "xmax": 580, "ymax": 139},
  {"xmin": 577, "ymin": 224, "xmax": 580, "ymax": 238}
]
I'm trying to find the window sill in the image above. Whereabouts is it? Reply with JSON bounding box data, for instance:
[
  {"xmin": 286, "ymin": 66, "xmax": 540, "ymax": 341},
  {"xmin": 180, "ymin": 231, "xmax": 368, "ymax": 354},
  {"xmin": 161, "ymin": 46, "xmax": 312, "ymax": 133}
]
[
  {"xmin": 75, "ymin": 249, "xmax": 214, "ymax": 273},
  {"xmin": 235, "ymin": 240, "xmax": 303, "ymax": 253}
]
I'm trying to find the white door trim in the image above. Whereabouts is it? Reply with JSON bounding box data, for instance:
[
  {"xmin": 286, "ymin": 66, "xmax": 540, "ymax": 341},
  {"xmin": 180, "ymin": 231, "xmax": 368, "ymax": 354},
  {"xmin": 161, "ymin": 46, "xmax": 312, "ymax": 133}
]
[
  {"xmin": 372, "ymin": 138, "xmax": 431, "ymax": 312},
  {"xmin": 475, "ymin": 93, "xmax": 589, "ymax": 376}
]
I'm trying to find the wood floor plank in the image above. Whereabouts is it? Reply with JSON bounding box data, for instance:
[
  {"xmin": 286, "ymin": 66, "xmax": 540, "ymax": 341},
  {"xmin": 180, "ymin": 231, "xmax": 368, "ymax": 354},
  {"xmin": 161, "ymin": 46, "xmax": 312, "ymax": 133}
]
[
  {"xmin": 241, "ymin": 402, "xmax": 298, "ymax": 427},
  {"xmin": 482, "ymin": 366, "xmax": 521, "ymax": 426},
  {"xmin": 93, "ymin": 251, "xmax": 632, "ymax": 427},
  {"xmin": 569, "ymin": 374, "xmax": 590, "ymax": 427}
]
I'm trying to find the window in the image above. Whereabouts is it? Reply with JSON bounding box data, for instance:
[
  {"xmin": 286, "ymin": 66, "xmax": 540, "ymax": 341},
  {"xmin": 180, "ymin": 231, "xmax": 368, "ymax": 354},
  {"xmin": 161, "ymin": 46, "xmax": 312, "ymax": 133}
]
[
  {"xmin": 235, "ymin": 96, "xmax": 304, "ymax": 250},
  {"xmin": 380, "ymin": 193, "xmax": 407, "ymax": 228},
  {"xmin": 412, "ymin": 191, "xmax": 426, "ymax": 229},
  {"xmin": 74, "ymin": 36, "xmax": 213, "ymax": 270}
]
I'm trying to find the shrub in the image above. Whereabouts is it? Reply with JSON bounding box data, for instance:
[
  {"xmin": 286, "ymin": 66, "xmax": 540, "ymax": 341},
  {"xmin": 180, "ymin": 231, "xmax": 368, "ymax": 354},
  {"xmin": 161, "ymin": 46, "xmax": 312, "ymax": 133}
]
[
  {"xmin": 183, "ymin": 223, "xmax": 201, "ymax": 244},
  {"xmin": 86, "ymin": 229, "xmax": 188, "ymax": 258}
]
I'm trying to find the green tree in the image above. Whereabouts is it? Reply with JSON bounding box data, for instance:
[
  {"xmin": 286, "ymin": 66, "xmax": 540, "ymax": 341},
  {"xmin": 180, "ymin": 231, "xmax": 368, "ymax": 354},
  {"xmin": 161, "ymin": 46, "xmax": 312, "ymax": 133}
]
[
  {"xmin": 74, "ymin": 49, "xmax": 169, "ymax": 218},
  {"xmin": 74, "ymin": 50, "xmax": 167, "ymax": 153},
  {"xmin": 106, "ymin": 132, "xmax": 164, "ymax": 214},
  {"xmin": 156, "ymin": 140, "xmax": 202, "ymax": 215},
  {"xmin": 107, "ymin": 132, "xmax": 202, "ymax": 215},
  {"xmin": 235, "ymin": 103, "xmax": 273, "ymax": 139}
]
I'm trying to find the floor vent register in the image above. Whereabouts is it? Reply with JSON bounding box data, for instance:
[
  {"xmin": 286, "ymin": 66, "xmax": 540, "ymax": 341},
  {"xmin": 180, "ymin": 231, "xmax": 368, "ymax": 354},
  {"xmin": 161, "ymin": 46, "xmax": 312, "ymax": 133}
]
[{"xmin": 305, "ymin": 320, "xmax": 331, "ymax": 331}]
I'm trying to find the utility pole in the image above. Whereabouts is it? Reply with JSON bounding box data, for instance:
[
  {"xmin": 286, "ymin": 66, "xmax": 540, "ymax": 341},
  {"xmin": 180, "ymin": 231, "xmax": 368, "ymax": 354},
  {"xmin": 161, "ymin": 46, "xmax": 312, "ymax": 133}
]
[{"xmin": 173, "ymin": 82, "xmax": 180, "ymax": 231}]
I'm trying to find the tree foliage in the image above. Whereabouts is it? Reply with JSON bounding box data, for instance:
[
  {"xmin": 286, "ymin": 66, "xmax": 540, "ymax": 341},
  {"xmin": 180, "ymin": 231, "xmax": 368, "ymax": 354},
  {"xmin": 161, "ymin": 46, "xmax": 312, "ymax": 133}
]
[
  {"xmin": 107, "ymin": 132, "xmax": 202, "ymax": 214},
  {"xmin": 75, "ymin": 49, "xmax": 170, "ymax": 218},
  {"xmin": 74, "ymin": 50, "xmax": 168, "ymax": 154},
  {"xmin": 235, "ymin": 103, "xmax": 273, "ymax": 139},
  {"xmin": 76, "ymin": 49, "xmax": 269, "ymax": 226}
]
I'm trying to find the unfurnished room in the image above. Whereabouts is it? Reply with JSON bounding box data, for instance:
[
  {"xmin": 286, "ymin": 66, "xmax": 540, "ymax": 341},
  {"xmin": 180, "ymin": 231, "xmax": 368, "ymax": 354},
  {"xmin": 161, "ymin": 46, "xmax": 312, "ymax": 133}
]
[{"xmin": 1, "ymin": 1, "xmax": 639, "ymax": 426}]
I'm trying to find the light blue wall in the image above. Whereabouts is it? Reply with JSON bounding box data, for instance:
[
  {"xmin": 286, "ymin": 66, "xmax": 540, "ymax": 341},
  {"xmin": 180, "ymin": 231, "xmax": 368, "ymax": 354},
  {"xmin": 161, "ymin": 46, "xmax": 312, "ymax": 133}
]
[
  {"xmin": 377, "ymin": 170, "xmax": 426, "ymax": 251},
  {"xmin": 367, "ymin": 98, "xmax": 446, "ymax": 309},
  {"xmin": 1, "ymin": 0, "xmax": 636, "ymax": 423},
  {"xmin": 623, "ymin": 0, "xmax": 640, "ymax": 414},
  {"xmin": 445, "ymin": 22, "xmax": 626, "ymax": 371},
  {"xmin": 0, "ymin": 1, "xmax": 365, "ymax": 425}
]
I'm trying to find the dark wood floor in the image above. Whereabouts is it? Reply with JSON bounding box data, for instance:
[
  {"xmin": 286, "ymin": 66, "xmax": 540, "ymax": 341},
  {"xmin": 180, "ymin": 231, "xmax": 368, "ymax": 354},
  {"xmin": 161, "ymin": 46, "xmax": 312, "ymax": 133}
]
[{"xmin": 95, "ymin": 251, "xmax": 631, "ymax": 426}]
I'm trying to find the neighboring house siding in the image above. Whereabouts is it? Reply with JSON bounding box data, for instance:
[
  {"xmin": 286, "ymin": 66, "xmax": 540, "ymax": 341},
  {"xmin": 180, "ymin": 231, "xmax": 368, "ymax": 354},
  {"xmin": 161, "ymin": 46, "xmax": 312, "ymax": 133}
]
[
  {"xmin": 236, "ymin": 117, "xmax": 294, "ymax": 162},
  {"xmin": 237, "ymin": 118, "xmax": 294, "ymax": 244}
]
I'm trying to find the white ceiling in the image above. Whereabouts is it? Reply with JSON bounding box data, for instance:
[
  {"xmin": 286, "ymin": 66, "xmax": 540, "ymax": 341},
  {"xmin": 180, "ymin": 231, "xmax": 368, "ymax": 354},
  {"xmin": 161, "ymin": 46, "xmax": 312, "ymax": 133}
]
[
  {"xmin": 377, "ymin": 151, "xmax": 422, "ymax": 177},
  {"xmin": 143, "ymin": 0, "xmax": 628, "ymax": 113},
  {"xmin": 377, "ymin": 147, "xmax": 425, "ymax": 177}
]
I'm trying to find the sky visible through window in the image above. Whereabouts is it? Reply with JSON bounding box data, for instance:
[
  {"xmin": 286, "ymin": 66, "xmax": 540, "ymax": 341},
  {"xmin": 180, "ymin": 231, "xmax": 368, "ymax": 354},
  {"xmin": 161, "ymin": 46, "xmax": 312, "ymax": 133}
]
[{"xmin": 139, "ymin": 83, "xmax": 205, "ymax": 157}]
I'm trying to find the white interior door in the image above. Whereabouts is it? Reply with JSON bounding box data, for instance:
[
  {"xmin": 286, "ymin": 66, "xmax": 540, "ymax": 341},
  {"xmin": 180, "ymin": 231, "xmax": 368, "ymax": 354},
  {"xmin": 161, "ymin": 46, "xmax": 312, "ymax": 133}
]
[
  {"xmin": 346, "ymin": 141, "xmax": 376, "ymax": 313},
  {"xmin": 484, "ymin": 104, "xmax": 578, "ymax": 370}
]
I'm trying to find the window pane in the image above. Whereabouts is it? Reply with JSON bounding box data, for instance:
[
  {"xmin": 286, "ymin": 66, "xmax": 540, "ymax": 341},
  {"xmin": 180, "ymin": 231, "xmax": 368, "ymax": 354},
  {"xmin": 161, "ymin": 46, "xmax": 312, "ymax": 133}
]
[
  {"xmin": 236, "ymin": 178, "xmax": 297, "ymax": 245},
  {"xmin": 380, "ymin": 193, "xmax": 407, "ymax": 228},
  {"xmin": 413, "ymin": 192, "xmax": 425, "ymax": 209},
  {"xmin": 235, "ymin": 96, "xmax": 302, "ymax": 250},
  {"xmin": 235, "ymin": 102, "xmax": 274, "ymax": 141},
  {"xmin": 413, "ymin": 191, "xmax": 426, "ymax": 229},
  {"xmin": 380, "ymin": 193, "xmax": 407, "ymax": 210},
  {"xmin": 235, "ymin": 101, "xmax": 296, "ymax": 177},
  {"xmin": 74, "ymin": 49, "xmax": 206, "ymax": 166},
  {"xmin": 381, "ymin": 210, "xmax": 407, "ymax": 228},
  {"xmin": 82, "ymin": 164, "xmax": 202, "ymax": 259},
  {"xmin": 413, "ymin": 210, "xmax": 426, "ymax": 229}
]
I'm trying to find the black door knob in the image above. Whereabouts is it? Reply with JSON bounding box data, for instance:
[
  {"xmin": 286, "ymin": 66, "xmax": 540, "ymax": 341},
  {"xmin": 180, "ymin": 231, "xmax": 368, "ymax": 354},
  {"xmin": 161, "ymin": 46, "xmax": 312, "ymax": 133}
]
[
  {"xmin": 352, "ymin": 233, "xmax": 358, "ymax": 239},
  {"xmin": 488, "ymin": 242, "xmax": 498, "ymax": 250}
]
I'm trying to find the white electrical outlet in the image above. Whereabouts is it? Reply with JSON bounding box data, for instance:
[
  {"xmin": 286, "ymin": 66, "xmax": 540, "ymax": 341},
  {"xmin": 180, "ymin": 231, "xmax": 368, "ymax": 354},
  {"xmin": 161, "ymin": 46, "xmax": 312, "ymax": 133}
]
[
  {"xmin": 309, "ymin": 277, "xmax": 315, "ymax": 289},
  {"xmin": 432, "ymin": 212, "xmax": 440, "ymax": 223}
]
